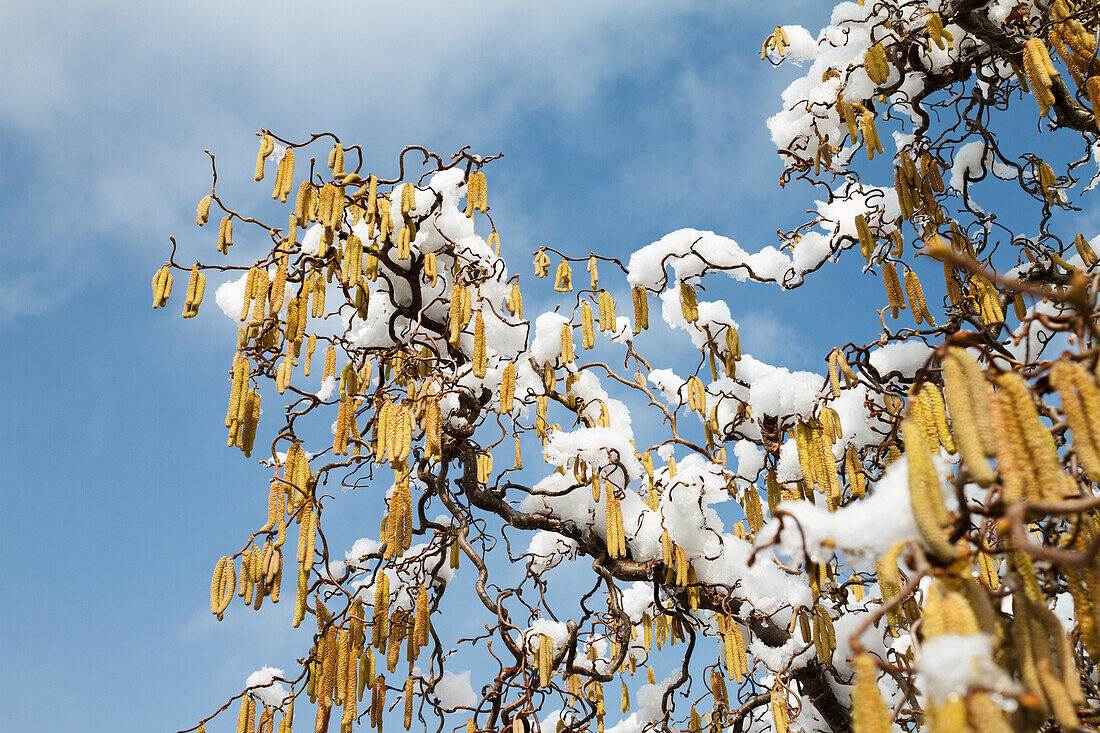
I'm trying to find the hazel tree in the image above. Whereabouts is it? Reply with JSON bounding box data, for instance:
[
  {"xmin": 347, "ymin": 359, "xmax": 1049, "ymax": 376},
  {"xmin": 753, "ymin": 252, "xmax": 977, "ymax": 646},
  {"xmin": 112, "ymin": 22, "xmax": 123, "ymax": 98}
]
[{"xmin": 156, "ymin": 2, "xmax": 1100, "ymax": 732}]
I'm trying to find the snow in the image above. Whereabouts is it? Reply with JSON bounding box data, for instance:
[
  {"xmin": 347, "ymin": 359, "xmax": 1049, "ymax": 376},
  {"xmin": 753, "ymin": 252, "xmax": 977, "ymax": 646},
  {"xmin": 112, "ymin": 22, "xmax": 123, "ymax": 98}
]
[
  {"xmin": 525, "ymin": 531, "xmax": 579, "ymax": 572},
  {"xmin": 868, "ymin": 341, "xmax": 932, "ymax": 378},
  {"xmin": 530, "ymin": 312, "xmax": 570, "ymax": 364},
  {"xmin": 345, "ymin": 537, "xmax": 382, "ymax": 568},
  {"xmin": 524, "ymin": 620, "xmax": 569, "ymax": 656},
  {"xmin": 434, "ymin": 670, "xmax": 476, "ymax": 710},
  {"xmin": 245, "ymin": 667, "xmax": 289, "ymax": 710},
  {"xmin": 780, "ymin": 24, "xmax": 819, "ymax": 61},
  {"xmin": 316, "ymin": 375, "xmax": 337, "ymax": 401},
  {"xmin": 215, "ymin": 271, "xmax": 249, "ymax": 320},
  {"xmin": 300, "ymin": 223, "xmax": 325, "ymax": 255},
  {"xmin": 916, "ymin": 633, "xmax": 1016, "ymax": 704},
  {"xmin": 734, "ymin": 441, "xmax": 765, "ymax": 479},
  {"xmin": 626, "ymin": 229, "xmax": 801, "ymax": 290},
  {"xmin": 748, "ymin": 369, "xmax": 822, "ymax": 419},
  {"xmin": 758, "ymin": 456, "xmax": 927, "ymax": 564}
]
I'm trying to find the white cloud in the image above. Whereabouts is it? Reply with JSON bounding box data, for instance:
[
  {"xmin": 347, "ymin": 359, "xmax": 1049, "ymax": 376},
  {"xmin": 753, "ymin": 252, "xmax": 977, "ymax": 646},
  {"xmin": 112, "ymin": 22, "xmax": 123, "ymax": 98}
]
[{"xmin": 0, "ymin": 1, "xmax": 830, "ymax": 322}]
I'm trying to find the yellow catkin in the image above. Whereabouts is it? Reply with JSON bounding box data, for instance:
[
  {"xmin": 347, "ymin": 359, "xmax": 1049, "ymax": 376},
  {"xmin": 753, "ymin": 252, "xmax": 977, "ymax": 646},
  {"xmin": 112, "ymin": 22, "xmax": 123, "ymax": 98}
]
[
  {"xmin": 882, "ymin": 262, "xmax": 904, "ymax": 318},
  {"xmin": 196, "ymin": 194, "xmax": 212, "ymax": 226},
  {"xmin": 827, "ymin": 348, "xmax": 840, "ymax": 396},
  {"xmin": 997, "ymin": 371, "xmax": 1074, "ymax": 500},
  {"xmin": 864, "ymin": 42, "xmax": 889, "ymax": 84},
  {"xmin": 977, "ymin": 548, "xmax": 999, "ymax": 589},
  {"xmin": 182, "ymin": 265, "xmax": 205, "ymax": 318},
  {"xmin": 723, "ymin": 619, "xmax": 747, "ymax": 683},
  {"xmin": 1085, "ymin": 75, "xmax": 1100, "ymax": 116},
  {"xmin": 1073, "ymin": 232, "xmax": 1098, "ymax": 267},
  {"xmin": 465, "ymin": 171, "xmax": 487, "ymax": 215},
  {"xmin": 560, "ymin": 323, "xmax": 575, "ymax": 364},
  {"xmin": 1050, "ymin": 360, "xmax": 1100, "ymax": 482},
  {"xmin": 679, "ymin": 282, "xmax": 698, "ymax": 323},
  {"xmin": 236, "ymin": 696, "xmax": 250, "ymax": 733},
  {"xmin": 293, "ymin": 181, "xmax": 311, "ymax": 228},
  {"xmin": 403, "ymin": 675, "xmax": 414, "ymax": 730},
  {"xmin": 326, "ymin": 143, "xmax": 344, "ymax": 176},
  {"xmin": 605, "ymin": 489, "xmax": 626, "ymax": 558},
  {"xmin": 370, "ymin": 674, "xmax": 385, "ymax": 730},
  {"xmin": 813, "ymin": 605, "xmax": 836, "ymax": 663},
  {"xmin": 586, "ymin": 254, "xmax": 599, "ymax": 290},
  {"xmin": 928, "ymin": 697, "xmax": 971, "ymax": 733},
  {"xmin": 743, "ymin": 486, "xmax": 764, "ymax": 533},
  {"xmin": 771, "ymin": 683, "xmax": 788, "ymax": 733},
  {"xmin": 210, "ymin": 556, "xmax": 226, "ymax": 615},
  {"xmin": 903, "ymin": 419, "xmax": 956, "ymax": 561},
  {"xmin": 965, "ymin": 693, "xmax": 1013, "ymax": 733},
  {"xmin": 941, "ymin": 349, "xmax": 994, "ymax": 485},
  {"xmin": 534, "ymin": 248, "xmax": 551, "ymax": 277},
  {"xmin": 904, "ymin": 269, "xmax": 935, "ymax": 325},
  {"xmin": 855, "ymin": 214, "xmax": 875, "ymax": 261},
  {"xmin": 217, "ymin": 215, "xmax": 234, "ymax": 255},
  {"xmin": 845, "ymin": 445, "xmax": 866, "ymax": 498},
  {"xmin": 472, "ymin": 311, "xmax": 487, "ymax": 377},
  {"xmin": 860, "ymin": 111, "xmax": 884, "ymax": 159},
  {"xmin": 272, "ymin": 149, "xmax": 294, "ymax": 202},
  {"xmin": 240, "ymin": 389, "xmax": 260, "ymax": 458},
  {"xmin": 598, "ymin": 290, "xmax": 616, "ymax": 332},
  {"xmin": 424, "ymin": 398, "xmax": 442, "ymax": 461},
  {"xmin": 554, "ymin": 259, "xmax": 573, "ymax": 292},
  {"xmin": 922, "ymin": 382, "xmax": 955, "ymax": 454},
  {"xmin": 536, "ymin": 395, "xmax": 548, "ymax": 437},
  {"xmin": 335, "ymin": 629, "xmax": 349, "ymax": 705},
  {"xmin": 152, "ymin": 265, "xmax": 173, "ymax": 309},
  {"xmin": 632, "ymin": 286, "xmax": 649, "ymax": 333},
  {"xmin": 580, "ymin": 302, "xmax": 595, "ymax": 349},
  {"xmin": 1023, "ymin": 38, "xmax": 1057, "ymax": 117},
  {"xmin": 506, "ymin": 281, "xmax": 523, "ymax": 317},
  {"xmin": 1037, "ymin": 162, "xmax": 1059, "ymax": 205},
  {"xmin": 255, "ymin": 133, "xmax": 274, "ymax": 181},
  {"xmin": 424, "ymin": 251, "xmax": 437, "ymax": 286},
  {"xmin": 851, "ymin": 653, "xmax": 892, "ymax": 733},
  {"xmin": 537, "ymin": 633, "xmax": 553, "ymax": 687}
]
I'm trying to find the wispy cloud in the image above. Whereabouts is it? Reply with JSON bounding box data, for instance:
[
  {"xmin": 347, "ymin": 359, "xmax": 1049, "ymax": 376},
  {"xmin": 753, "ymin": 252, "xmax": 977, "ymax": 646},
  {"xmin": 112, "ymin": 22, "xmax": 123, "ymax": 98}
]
[{"xmin": 0, "ymin": 1, "xmax": 830, "ymax": 324}]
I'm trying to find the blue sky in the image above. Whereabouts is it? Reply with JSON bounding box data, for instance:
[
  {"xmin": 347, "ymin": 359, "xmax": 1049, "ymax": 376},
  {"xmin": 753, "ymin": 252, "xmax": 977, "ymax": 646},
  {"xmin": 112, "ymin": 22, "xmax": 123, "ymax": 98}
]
[{"xmin": 0, "ymin": 2, "xmax": 913, "ymax": 731}]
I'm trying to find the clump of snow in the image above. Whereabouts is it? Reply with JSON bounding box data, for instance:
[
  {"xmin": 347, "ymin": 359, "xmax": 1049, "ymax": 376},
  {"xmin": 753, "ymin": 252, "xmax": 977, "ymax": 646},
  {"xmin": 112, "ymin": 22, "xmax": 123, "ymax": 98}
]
[
  {"xmin": 869, "ymin": 341, "xmax": 932, "ymax": 378},
  {"xmin": 540, "ymin": 425, "xmax": 644, "ymax": 488},
  {"xmin": 434, "ymin": 670, "xmax": 476, "ymax": 710},
  {"xmin": 749, "ymin": 369, "xmax": 822, "ymax": 419},
  {"xmin": 530, "ymin": 312, "xmax": 570, "ymax": 364},
  {"xmin": 627, "ymin": 230, "xmax": 801, "ymax": 290},
  {"xmin": 734, "ymin": 441, "xmax": 765, "ymax": 479},
  {"xmin": 759, "ymin": 456, "xmax": 929, "ymax": 564},
  {"xmin": 917, "ymin": 633, "xmax": 1016, "ymax": 704},
  {"xmin": 524, "ymin": 620, "xmax": 569, "ymax": 657},
  {"xmin": 316, "ymin": 375, "xmax": 338, "ymax": 401},
  {"xmin": 780, "ymin": 24, "xmax": 819, "ymax": 61},
  {"xmin": 345, "ymin": 538, "xmax": 382, "ymax": 568},
  {"xmin": 245, "ymin": 667, "xmax": 289, "ymax": 710},
  {"xmin": 299, "ymin": 223, "xmax": 325, "ymax": 255},
  {"xmin": 525, "ymin": 531, "xmax": 579, "ymax": 572},
  {"xmin": 215, "ymin": 271, "xmax": 250, "ymax": 320}
]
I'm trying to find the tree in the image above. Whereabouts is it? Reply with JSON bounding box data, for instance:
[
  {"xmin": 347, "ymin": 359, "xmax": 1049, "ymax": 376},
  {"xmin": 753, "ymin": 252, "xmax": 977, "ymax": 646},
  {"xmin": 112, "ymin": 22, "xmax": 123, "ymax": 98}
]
[{"xmin": 155, "ymin": 2, "xmax": 1100, "ymax": 732}]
